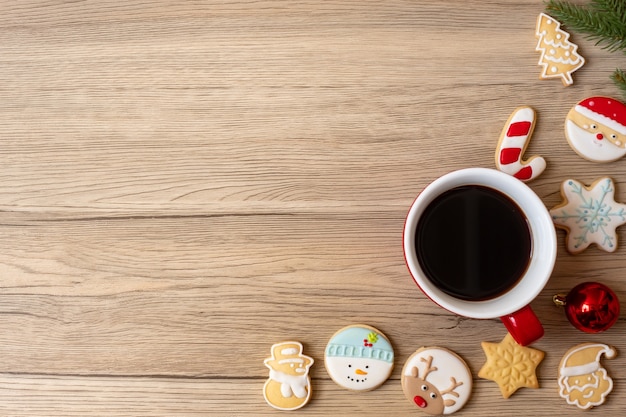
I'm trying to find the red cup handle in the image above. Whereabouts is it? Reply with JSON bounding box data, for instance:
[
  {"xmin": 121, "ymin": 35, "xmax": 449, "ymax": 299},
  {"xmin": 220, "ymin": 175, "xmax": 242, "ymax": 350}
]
[{"xmin": 500, "ymin": 305, "xmax": 544, "ymax": 346}]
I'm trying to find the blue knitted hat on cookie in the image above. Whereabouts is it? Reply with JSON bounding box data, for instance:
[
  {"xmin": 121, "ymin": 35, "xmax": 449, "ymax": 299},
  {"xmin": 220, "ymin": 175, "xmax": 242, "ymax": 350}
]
[{"xmin": 325, "ymin": 325, "xmax": 394, "ymax": 363}]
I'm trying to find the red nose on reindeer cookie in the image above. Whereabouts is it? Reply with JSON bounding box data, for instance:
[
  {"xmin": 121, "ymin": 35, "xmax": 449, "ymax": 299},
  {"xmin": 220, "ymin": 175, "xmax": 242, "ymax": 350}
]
[{"xmin": 565, "ymin": 96, "xmax": 626, "ymax": 162}]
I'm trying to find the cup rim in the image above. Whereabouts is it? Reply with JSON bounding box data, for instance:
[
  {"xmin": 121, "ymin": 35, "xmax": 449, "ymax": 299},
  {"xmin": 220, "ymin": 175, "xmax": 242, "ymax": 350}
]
[{"xmin": 403, "ymin": 168, "xmax": 557, "ymax": 319}]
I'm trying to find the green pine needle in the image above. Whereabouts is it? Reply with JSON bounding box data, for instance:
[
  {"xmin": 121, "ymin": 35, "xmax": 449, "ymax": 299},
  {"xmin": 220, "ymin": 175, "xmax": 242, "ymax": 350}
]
[
  {"xmin": 545, "ymin": 0, "xmax": 626, "ymax": 52},
  {"xmin": 545, "ymin": 0, "xmax": 626, "ymax": 98},
  {"xmin": 611, "ymin": 68, "xmax": 626, "ymax": 94}
]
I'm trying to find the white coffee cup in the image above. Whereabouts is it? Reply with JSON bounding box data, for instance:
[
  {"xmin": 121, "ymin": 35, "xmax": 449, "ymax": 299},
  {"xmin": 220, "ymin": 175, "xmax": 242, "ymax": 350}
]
[{"xmin": 403, "ymin": 168, "xmax": 557, "ymax": 345}]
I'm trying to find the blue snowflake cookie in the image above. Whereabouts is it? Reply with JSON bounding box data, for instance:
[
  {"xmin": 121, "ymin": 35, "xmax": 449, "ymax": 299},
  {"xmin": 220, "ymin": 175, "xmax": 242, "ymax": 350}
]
[{"xmin": 550, "ymin": 177, "xmax": 626, "ymax": 253}]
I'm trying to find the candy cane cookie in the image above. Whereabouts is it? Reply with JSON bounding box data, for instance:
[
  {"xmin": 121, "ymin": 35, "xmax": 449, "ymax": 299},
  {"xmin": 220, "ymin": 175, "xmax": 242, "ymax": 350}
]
[{"xmin": 495, "ymin": 106, "xmax": 546, "ymax": 182}]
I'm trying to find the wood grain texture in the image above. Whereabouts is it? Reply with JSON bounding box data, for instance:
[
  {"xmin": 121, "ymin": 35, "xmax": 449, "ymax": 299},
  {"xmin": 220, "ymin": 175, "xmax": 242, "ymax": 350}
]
[{"xmin": 0, "ymin": 0, "xmax": 625, "ymax": 415}]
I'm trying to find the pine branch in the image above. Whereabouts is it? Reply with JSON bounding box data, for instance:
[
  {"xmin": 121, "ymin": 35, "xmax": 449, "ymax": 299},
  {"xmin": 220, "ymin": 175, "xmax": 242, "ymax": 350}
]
[
  {"xmin": 545, "ymin": 0, "xmax": 626, "ymax": 52},
  {"xmin": 611, "ymin": 68, "xmax": 626, "ymax": 95},
  {"xmin": 545, "ymin": 0, "xmax": 626, "ymax": 99}
]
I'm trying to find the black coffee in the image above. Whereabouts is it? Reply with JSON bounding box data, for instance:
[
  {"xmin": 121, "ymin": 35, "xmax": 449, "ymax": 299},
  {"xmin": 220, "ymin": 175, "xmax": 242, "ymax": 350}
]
[{"xmin": 415, "ymin": 185, "xmax": 532, "ymax": 301}]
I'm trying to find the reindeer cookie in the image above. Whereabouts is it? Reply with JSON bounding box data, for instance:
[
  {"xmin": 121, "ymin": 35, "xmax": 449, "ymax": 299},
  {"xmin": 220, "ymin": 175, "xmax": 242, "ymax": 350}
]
[
  {"xmin": 263, "ymin": 341, "xmax": 314, "ymax": 410},
  {"xmin": 401, "ymin": 347, "xmax": 472, "ymax": 415}
]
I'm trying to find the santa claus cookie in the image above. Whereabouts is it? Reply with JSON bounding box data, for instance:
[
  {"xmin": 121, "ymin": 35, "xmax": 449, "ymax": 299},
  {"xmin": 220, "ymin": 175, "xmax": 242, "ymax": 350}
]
[
  {"xmin": 565, "ymin": 96, "xmax": 626, "ymax": 162},
  {"xmin": 558, "ymin": 343, "xmax": 616, "ymax": 410},
  {"xmin": 401, "ymin": 347, "xmax": 472, "ymax": 415},
  {"xmin": 263, "ymin": 341, "xmax": 313, "ymax": 410},
  {"xmin": 324, "ymin": 324, "xmax": 394, "ymax": 391}
]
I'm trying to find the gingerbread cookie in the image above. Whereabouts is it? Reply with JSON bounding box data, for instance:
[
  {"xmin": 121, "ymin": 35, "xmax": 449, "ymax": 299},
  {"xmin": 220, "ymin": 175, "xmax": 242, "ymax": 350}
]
[
  {"xmin": 535, "ymin": 13, "xmax": 585, "ymax": 86},
  {"xmin": 495, "ymin": 106, "xmax": 546, "ymax": 181},
  {"xmin": 324, "ymin": 324, "xmax": 394, "ymax": 391},
  {"xmin": 401, "ymin": 347, "xmax": 472, "ymax": 415},
  {"xmin": 478, "ymin": 333, "xmax": 544, "ymax": 398},
  {"xmin": 565, "ymin": 96, "xmax": 626, "ymax": 162},
  {"xmin": 558, "ymin": 343, "xmax": 616, "ymax": 410},
  {"xmin": 550, "ymin": 177, "xmax": 626, "ymax": 253},
  {"xmin": 263, "ymin": 341, "xmax": 313, "ymax": 410}
]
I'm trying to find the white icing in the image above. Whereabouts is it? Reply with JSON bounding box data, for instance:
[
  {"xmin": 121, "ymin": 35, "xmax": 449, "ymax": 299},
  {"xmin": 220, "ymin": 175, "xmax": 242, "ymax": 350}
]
[
  {"xmin": 566, "ymin": 119, "xmax": 626, "ymax": 162},
  {"xmin": 325, "ymin": 356, "xmax": 393, "ymax": 391},
  {"xmin": 543, "ymin": 54, "xmax": 582, "ymax": 65},
  {"xmin": 278, "ymin": 358, "xmax": 304, "ymax": 365},
  {"xmin": 281, "ymin": 347, "xmax": 298, "ymax": 355},
  {"xmin": 269, "ymin": 369, "xmax": 310, "ymax": 398},
  {"xmin": 561, "ymin": 362, "xmax": 600, "ymax": 377},
  {"xmin": 402, "ymin": 348, "xmax": 472, "ymax": 415},
  {"xmin": 541, "ymin": 38, "xmax": 569, "ymax": 49}
]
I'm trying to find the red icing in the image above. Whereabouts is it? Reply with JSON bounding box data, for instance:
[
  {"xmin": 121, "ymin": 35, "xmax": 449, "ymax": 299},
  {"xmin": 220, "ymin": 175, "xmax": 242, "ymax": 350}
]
[
  {"xmin": 413, "ymin": 396, "xmax": 427, "ymax": 408},
  {"xmin": 514, "ymin": 166, "xmax": 533, "ymax": 180},
  {"xmin": 579, "ymin": 96, "xmax": 626, "ymax": 125},
  {"xmin": 507, "ymin": 121, "xmax": 532, "ymax": 137},
  {"xmin": 500, "ymin": 148, "xmax": 522, "ymax": 165}
]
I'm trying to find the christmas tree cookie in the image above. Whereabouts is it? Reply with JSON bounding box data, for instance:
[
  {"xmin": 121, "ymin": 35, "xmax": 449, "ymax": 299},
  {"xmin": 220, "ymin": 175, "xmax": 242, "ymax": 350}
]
[{"xmin": 535, "ymin": 13, "xmax": 585, "ymax": 86}]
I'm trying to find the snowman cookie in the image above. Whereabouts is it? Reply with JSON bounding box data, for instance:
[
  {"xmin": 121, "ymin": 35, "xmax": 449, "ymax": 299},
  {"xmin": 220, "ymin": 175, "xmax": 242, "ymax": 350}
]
[
  {"xmin": 401, "ymin": 347, "xmax": 472, "ymax": 415},
  {"xmin": 558, "ymin": 343, "xmax": 616, "ymax": 409},
  {"xmin": 324, "ymin": 324, "xmax": 394, "ymax": 391},
  {"xmin": 263, "ymin": 341, "xmax": 314, "ymax": 410},
  {"xmin": 565, "ymin": 96, "xmax": 626, "ymax": 162}
]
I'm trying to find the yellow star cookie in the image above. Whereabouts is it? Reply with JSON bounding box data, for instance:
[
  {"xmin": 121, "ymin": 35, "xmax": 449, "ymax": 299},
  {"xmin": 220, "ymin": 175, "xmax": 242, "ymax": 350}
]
[{"xmin": 478, "ymin": 333, "xmax": 544, "ymax": 398}]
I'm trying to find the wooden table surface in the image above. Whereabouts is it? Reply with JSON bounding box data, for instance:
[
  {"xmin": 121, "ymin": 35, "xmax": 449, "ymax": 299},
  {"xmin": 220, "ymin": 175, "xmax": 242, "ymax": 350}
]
[{"xmin": 1, "ymin": 1, "xmax": 625, "ymax": 415}]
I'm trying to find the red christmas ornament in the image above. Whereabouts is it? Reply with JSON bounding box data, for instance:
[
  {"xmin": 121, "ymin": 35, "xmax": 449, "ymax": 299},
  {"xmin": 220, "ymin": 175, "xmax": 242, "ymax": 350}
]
[{"xmin": 553, "ymin": 282, "xmax": 620, "ymax": 333}]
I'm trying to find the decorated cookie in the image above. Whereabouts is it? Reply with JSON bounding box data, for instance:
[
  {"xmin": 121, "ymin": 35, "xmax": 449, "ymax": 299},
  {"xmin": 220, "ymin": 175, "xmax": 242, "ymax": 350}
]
[
  {"xmin": 478, "ymin": 333, "xmax": 544, "ymax": 398},
  {"xmin": 565, "ymin": 96, "xmax": 626, "ymax": 162},
  {"xmin": 324, "ymin": 324, "xmax": 394, "ymax": 391},
  {"xmin": 401, "ymin": 347, "xmax": 472, "ymax": 415},
  {"xmin": 495, "ymin": 106, "xmax": 546, "ymax": 181},
  {"xmin": 263, "ymin": 341, "xmax": 313, "ymax": 410},
  {"xmin": 535, "ymin": 13, "xmax": 585, "ymax": 86},
  {"xmin": 558, "ymin": 343, "xmax": 616, "ymax": 409},
  {"xmin": 550, "ymin": 177, "xmax": 626, "ymax": 253}
]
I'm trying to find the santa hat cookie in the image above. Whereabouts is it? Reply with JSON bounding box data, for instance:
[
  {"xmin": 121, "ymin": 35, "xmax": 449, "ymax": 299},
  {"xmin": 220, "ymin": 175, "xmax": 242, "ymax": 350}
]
[
  {"xmin": 565, "ymin": 96, "xmax": 626, "ymax": 162},
  {"xmin": 558, "ymin": 343, "xmax": 616, "ymax": 410}
]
